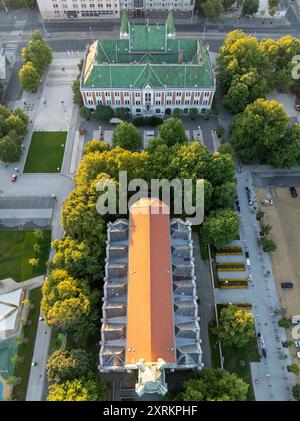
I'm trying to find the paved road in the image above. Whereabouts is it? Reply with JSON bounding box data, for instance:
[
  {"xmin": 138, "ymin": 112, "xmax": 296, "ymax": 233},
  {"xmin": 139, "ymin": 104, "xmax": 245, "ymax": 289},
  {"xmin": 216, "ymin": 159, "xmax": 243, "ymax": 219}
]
[{"xmin": 235, "ymin": 168, "xmax": 295, "ymax": 400}]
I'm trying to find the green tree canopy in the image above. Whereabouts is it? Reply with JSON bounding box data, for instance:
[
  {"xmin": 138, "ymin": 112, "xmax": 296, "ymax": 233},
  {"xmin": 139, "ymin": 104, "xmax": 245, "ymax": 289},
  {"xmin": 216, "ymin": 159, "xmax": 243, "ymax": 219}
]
[
  {"xmin": 72, "ymin": 78, "xmax": 83, "ymax": 106},
  {"xmin": 201, "ymin": 0, "xmax": 224, "ymax": 18},
  {"xmin": 22, "ymin": 37, "xmax": 52, "ymax": 75},
  {"xmin": 292, "ymin": 384, "xmax": 300, "ymax": 401},
  {"xmin": 202, "ymin": 209, "xmax": 239, "ymax": 247},
  {"xmin": 217, "ymin": 305, "xmax": 255, "ymax": 348},
  {"xmin": 47, "ymin": 376, "xmax": 106, "ymax": 401},
  {"xmin": 230, "ymin": 99, "xmax": 300, "ymax": 167},
  {"xmin": 262, "ymin": 238, "xmax": 277, "ymax": 253},
  {"xmin": 212, "ymin": 181, "xmax": 236, "ymax": 209},
  {"xmin": 47, "ymin": 349, "xmax": 91, "ymax": 383},
  {"xmin": 0, "ymin": 134, "xmax": 22, "ymax": 163},
  {"xmin": 177, "ymin": 368, "xmax": 249, "ymax": 401},
  {"xmin": 112, "ymin": 122, "xmax": 141, "ymax": 151},
  {"xmin": 95, "ymin": 105, "xmax": 114, "ymax": 122},
  {"xmin": 157, "ymin": 117, "xmax": 188, "ymax": 147},
  {"xmin": 19, "ymin": 61, "xmax": 40, "ymax": 93},
  {"xmin": 242, "ymin": 0, "xmax": 259, "ymax": 15}
]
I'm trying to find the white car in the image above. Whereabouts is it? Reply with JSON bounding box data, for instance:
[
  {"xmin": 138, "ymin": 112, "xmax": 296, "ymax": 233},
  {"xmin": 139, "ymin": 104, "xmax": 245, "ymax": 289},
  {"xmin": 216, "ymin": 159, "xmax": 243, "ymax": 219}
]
[
  {"xmin": 297, "ymin": 352, "xmax": 300, "ymax": 359},
  {"xmin": 295, "ymin": 341, "xmax": 300, "ymax": 348}
]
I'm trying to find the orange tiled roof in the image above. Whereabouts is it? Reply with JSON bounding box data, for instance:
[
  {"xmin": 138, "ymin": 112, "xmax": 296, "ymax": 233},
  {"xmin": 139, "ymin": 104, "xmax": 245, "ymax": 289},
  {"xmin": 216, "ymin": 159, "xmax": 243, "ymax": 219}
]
[{"xmin": 125, "ymin": 198, "xmax": 175, "ymax": 365}]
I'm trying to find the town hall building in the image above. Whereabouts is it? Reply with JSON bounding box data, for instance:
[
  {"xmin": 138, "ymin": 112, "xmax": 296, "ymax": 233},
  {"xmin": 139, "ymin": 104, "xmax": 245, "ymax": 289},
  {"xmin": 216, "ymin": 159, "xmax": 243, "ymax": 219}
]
[{"xmin": 80, "ymin": 11, "xmax": 215, "ymax": 117}]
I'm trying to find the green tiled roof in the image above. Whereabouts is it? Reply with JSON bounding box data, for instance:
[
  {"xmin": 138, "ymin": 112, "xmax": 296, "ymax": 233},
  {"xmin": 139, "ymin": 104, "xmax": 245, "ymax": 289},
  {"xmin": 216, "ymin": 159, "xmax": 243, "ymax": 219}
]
[
  {"xmin": 85, "ymin": 62, "xmax": 213, "ymax": 89},
  {"xmin": 84, "ymin": 22, "xmax": 214, "ymax": 90},
  {"xmin": 129, "ymin": 24, "xmax": 166, "ymax": 52}
]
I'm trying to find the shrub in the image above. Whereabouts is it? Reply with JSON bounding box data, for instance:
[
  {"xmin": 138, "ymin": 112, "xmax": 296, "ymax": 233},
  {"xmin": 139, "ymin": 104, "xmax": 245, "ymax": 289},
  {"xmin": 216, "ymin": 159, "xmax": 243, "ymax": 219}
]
[{"xmin": 278, "ymin": 317, "xmax": 292, "ymax": 328}]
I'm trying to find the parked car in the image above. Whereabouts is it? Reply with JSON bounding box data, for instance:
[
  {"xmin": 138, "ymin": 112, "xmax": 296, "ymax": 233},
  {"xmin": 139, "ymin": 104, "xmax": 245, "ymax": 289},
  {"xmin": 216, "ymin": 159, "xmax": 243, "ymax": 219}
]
[
  {"xmin": 262, "ymin": 348, "xmax": 267, "ymax": 358},
  {"xmin": 292, "ymin": 315, "xmax": 300, "ymax": 324},
  {"xmin": 290, "ymin": 187, "xmax": 298, "ymax": 198},
  {"xmin": 237, "ymin": 205, "xmax": 240, "ymax": 212},
  {"xmin": 297, "ymin": 352, "xmax": 300, "ymax": 359},
  {"xmin": 281, "ymin": 282, "xmax": 294, "ymax": 289},
  {"xmin": 245, "ymin": 251, "xmax": 249, "ymax": 258},
  {"xmin": 294, "ymin": 341, "xmax": 300, "ymax": 348},
  {"xmin": 295, "ymin": 95, "xmax": 300, "ymax": 111},
  {"xmin": 11, "ymin": 174, "xmax": 17, "ymax": 182}
]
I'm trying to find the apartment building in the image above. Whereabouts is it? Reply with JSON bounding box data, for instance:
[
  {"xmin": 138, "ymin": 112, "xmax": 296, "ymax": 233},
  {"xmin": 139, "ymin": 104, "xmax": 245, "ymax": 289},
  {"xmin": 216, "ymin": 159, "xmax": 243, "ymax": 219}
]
[{"xmin": 80, "ymin": 11, "xmax": 215, "ymax": 117}]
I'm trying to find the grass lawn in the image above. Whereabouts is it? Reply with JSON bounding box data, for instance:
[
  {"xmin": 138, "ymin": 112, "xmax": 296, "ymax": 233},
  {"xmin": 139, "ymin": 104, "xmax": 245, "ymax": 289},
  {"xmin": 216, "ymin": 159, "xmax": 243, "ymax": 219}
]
[
  {"xmin": 12, "ymin": 287, "xmax": 42, "ymax": 401},
  {"xmin": 24, "ymin": 131, "xmax": 67, "ymax": 173},
  {"xmin": 0, "ymin": 230, "xmax": 51, "ymax": 282}
]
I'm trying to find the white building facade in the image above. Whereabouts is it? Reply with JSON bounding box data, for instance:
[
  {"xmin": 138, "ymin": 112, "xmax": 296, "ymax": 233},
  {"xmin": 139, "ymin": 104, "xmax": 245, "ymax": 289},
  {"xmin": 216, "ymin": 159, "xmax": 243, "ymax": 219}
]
[
  {"xmin": 37, "ymin": 0, "xmax": 194, "ymax": 19},
  {"xmin": 37, "ymin": 0, "xmax": 121, "ymax": 19}
]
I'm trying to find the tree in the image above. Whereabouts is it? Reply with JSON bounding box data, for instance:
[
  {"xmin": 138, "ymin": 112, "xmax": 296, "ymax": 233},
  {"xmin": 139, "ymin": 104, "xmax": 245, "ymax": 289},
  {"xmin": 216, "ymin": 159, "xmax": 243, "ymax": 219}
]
[
  {"xmin": 217, "ymin": 305, "xmax": 255, "ymax": 348},
  {"xmin": 0, "ymin": 134, "xmax": 22, "ymax": 163},
  {"xmin": 95, "ymin": 105, "xmax": 114, "ymax": 122},
  {"xmin": 289, "ymin": 364, "xmax": 300, "ymax": 375},
  {"xmin": 72, "ymin": 78, "xmax": 83, "ymax": 106},
  {"xmin": 157, "ymin": 117, "xmax": 187, "ymax": 147},
  {"xmin": 177, "ymin": 368, "xmax": 248, "ymax": 401},
  {"xmin": 31, "ymin": 30, "xmax": 43, "ymax": 42},
  {"xmin": 172, "ymin": 108, "xmax": 183, "ymax": 118},
  {"xmin": 189, "ymin": 108, "xmax": 198, "ymax": 121},
  {"xmin": 262, "ymin": 238, "xmax": 277, "ymax": 253},
  {"xmin": 278, "ymin": 317, "xmax": 292, "ymax": 328},
  {"xmin": 47, "ymin": 376, "xmax": 106, "ymax": 401},
  {"xmin": 292, "ymin": 384, "xmax": 300, "ymax": 401},
  {"xmin": 79, "ymin": 106, "xmax": 91, "ymax": 120},
  {"xmin": 112, "ymin": 122, "xmax": 141, "ymax": 151},
  {"xmin": 218, "ymin": 143, "xmax": 234, "ymax": 155},
  {"xmin": 83, "ymin": 140, "xmax": 110, "ymax": 155},
  {"xmin": 114, "ymin": 107, "xmax": 130, "ymax": 121},
  {"xmin": 212, "ymin": 181, "xmax": 236, "ymax": 209},
  {"xmin": 47, "ymin": 349, "xmax": 91, "ymax": 383},
  {"xmin": 260, "ymin": 223, "xmax": 272, "ymax": 237},
  {"xmin": 22, "ymin": 37, "xmax": 52, "ymax": 75},
  {"xmin": 41, "ymin": 269, "xmax": 91, "ymax": 331},
  {"xmin": 230, "ymin": 99, "xmax": 300, "ymax": 167},
  {"xmin": 202, "ymin": 209, "xmax": 239, "ymax": 247},
  {"xmin": 19, "ymin": 62, "xmax": 40, "ymax": 93},
  {"xmin": 256, "ymin": 210, "xmax": 264, "ymax": 221},
  {"xmin": 201, "ymin": 0, "xmax": 224, "ymax": 19},
  {"xmin": 241, "ymin": 0, "xmax": 259, "ymax": 16}
]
